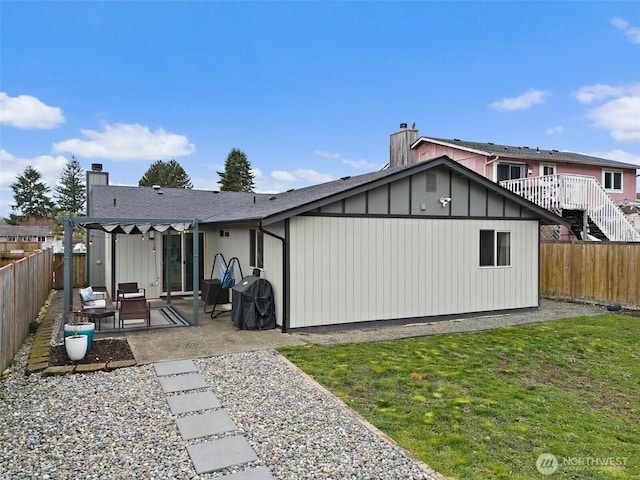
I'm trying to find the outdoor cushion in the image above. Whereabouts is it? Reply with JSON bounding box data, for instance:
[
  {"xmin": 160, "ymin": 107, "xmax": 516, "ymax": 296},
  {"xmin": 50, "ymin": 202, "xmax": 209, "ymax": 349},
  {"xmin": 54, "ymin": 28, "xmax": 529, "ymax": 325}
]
[
  {"xmin": 79, "ymin": 287, "xmax": 107, "ymax": 309},
  {"xmin": 80, "ymin": 287, "xmax": 95, "ymax": 305},
  {"xmin": 118, "ymin": 292, "xmax": 144, "ymax": 299}
]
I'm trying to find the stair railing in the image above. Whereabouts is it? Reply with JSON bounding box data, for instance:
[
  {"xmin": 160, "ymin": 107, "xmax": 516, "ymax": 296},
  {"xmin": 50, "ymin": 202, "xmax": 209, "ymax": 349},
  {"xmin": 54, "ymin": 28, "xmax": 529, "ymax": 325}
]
[{"xmin": 500, "ymin": 174, "xmax": 640, "ymax": 242}]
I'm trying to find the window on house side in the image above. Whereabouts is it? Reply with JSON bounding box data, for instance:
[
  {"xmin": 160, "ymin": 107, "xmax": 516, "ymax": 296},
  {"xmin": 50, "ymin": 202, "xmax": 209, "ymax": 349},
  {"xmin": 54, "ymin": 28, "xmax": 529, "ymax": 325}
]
[
  {"xmin": 497, "ymin": 163, "xmax": 525, "ymax": 182},
  {"xmin": 480, "ymin": 230, "xmax": 511, "ymax": 267},
  {"xmin": 249, "ymin": 229, "xmax": 264, "ymax": 268},
  {"xmin": 603, "ymin": 170, "xmax": 623, "ymax": 192},
  {"xmin": 542, "ymin": 165, "xmax": 556, "ymax": 176}
]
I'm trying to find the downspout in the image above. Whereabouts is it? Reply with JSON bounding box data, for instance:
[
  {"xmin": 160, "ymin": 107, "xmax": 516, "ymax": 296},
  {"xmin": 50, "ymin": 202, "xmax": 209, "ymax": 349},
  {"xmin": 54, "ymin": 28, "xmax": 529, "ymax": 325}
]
[
  {"xmin": 485, "ymin": 154, "xmax": 500, "ymax": 180},
  {"xmin": 259, "ymin": 221, "xmax": 289, "ymax": 333}
]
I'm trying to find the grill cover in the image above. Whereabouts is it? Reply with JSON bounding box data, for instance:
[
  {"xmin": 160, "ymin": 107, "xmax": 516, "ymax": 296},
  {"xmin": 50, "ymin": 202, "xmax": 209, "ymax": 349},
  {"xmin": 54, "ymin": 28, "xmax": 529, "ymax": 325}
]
[{"xmin": 231, "ymin": 276, "xmax": 276, "ymax": 330}]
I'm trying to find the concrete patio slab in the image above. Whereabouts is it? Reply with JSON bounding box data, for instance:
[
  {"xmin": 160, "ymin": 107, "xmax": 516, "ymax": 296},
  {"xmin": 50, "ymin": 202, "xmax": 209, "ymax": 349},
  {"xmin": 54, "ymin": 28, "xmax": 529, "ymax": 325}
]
[
  {"xmin": 167, "ymin": 390, "xmax": 221, "ymax": 415},
  {"xmin": 176, "ymin": 410, "xmax": 237, "ymax": 440},
  {"xmin": 221, "ymin": 466, "xmax": 275, "ymax": 480},
  {"xmin": 158, "ymin": 373, "xmax": 208, "ymax": 393},
  {"xmin": 187, "ymin": 435, "xmax": 259, "ymax": 474},
  {"xmin": 154, "ymin": 359, "xmax": 198, "ymax": 376}
]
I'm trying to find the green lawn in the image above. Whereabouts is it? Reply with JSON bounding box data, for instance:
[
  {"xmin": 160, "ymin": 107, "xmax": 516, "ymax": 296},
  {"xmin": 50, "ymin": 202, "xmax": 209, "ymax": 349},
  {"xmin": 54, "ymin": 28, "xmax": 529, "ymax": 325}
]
[{"xmin": 279, "ymin": 315, "xmax": 640, "ymax": 479}]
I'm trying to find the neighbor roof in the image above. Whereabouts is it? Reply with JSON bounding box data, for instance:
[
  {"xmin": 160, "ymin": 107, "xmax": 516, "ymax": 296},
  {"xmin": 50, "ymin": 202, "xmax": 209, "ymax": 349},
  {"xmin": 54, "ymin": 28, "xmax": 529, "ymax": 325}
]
[
  {"xmin": 413, "ymin": 137, "xmax": 639, "ymax": 169},
  {"xmin": 88, "ymin": 156, "xmax": 567, "ymax": 228}
]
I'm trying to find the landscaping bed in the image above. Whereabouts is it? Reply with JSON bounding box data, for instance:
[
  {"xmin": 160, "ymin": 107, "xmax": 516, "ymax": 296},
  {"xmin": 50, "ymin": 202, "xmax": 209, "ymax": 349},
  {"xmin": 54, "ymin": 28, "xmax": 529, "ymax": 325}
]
[{"xmin": 49, "ymin": 338, "xmax": 134, "ymax": 366}]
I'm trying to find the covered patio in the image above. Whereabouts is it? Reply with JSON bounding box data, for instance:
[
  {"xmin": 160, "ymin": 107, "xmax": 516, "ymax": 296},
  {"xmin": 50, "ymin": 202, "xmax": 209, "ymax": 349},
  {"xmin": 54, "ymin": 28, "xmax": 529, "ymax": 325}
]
[{"xmin": 61, "ymin": 214, "xmax": 203, "ymax": 327}]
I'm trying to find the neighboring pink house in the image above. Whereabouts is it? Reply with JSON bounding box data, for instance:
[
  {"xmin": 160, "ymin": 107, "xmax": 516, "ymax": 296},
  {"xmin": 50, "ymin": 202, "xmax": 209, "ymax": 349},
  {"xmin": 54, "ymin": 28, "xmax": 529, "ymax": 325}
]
[{"xmin": 390, "ymin": 124, "xmax": 640, "ymax": 241}]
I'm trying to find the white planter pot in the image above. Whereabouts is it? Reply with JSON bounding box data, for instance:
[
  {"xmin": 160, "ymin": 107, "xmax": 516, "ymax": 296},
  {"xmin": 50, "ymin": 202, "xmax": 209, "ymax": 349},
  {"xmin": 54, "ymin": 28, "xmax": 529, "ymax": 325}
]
[
  {"xmin": 64, "ymin": 322, "xmax": 95, "ymax": 350},
  {"xmin": 65, "ymin": 335, "xmax": 88, "ymax": 361}
]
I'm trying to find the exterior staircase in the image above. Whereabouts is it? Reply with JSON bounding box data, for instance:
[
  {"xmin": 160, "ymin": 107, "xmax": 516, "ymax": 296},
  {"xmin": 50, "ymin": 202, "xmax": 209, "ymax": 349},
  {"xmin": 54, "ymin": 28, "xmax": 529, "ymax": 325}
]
[{"xmin": 500, "ymin": 174, "xmax": 640, "ymax": 242}]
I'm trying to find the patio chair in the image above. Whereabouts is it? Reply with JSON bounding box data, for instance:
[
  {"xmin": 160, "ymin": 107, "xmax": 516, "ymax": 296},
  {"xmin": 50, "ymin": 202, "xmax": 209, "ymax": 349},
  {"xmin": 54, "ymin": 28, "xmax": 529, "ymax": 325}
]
[
  {"xmin": 116, "ymin": 282, "xmax": 146, "ymax": 308},
  {"xmin": 118, "ymin": 297, "xmax": 150, "ymax": 329},
  {"xmin": 78, "ymin": 286, "xmax": 107, "ymax": 310}
]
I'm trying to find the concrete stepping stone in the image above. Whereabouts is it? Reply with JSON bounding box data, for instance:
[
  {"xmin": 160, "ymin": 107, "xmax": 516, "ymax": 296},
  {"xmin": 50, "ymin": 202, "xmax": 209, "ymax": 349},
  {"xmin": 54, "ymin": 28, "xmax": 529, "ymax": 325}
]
[
  {"xmin": 154, "ymin": 359, "xmax": 198, "ymax": 376},
  {"xmin": 187, "ymin": 435, "xmax": 258, "ymax": 474},
  {"xmin": 167, "ymin": 390, "xmax": 221, "ymax": 415},
  {"xmin": 158, "ymin": 373, "xmax": 208, "ymax": 393},
  {"xmin": 176, "ymin": 410, "xmax": 237, "ymax": 440},
  {"xmin": 221, "ymin": 466, "xmax": 275, "ymax": 479}
]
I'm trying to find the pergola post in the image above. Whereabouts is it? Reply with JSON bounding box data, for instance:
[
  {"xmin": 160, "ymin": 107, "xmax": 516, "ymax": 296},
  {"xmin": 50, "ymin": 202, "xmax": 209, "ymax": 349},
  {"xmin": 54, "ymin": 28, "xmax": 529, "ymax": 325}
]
[
  {"xmin": 192, "ymin": 220, "xmax": 199, "ymax": 327},
  {"xmin": 62, "ymin": 215, "xmax": 73, "ymax": 322}
]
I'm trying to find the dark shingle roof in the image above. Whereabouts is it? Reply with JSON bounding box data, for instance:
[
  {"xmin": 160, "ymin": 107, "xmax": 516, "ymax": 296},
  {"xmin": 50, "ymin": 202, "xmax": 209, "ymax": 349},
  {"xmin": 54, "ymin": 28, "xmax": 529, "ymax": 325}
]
[
  {"xmin": 89, "ymin": 157, "xmax": 567, "ymax": 227},
  {"xmin": 416, "ymin": 137, "xmax": 639, "ymax": 169},
  {"xmin": 89, "ymin": 167, "xmax": 404, "ymax": 225}
]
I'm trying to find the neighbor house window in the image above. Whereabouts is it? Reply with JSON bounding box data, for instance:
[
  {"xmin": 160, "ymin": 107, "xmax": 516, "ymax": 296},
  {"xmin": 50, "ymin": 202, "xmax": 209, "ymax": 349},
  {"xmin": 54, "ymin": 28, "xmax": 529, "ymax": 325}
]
[
  {"xmin": 542, "ymin": 164, "xmax": 556, "ymax": 176},
  {"xmin": 496, "ymin": 163, "xmax": 525, "ymax": 182},
  {"xmin": 480, "ymin": 230, "xmax": 511, "ymax": 267},
  {"xmin": 603, "ymin": 170, "xmax": 623, "ymax": 192},
  {"xmin": 249, "ymin": 229, "xmax": 263, "ymax": 268}
]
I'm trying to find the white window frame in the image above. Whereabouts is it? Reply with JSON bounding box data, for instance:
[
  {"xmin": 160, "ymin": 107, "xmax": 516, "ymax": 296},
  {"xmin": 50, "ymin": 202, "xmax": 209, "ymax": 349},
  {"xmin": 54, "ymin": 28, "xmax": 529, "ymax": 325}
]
[
  {"xmin": 479, "ymin": 230, "xmax": 511, "ymax": 267},
  {"xmin": 496, "ymin": 162, "xmax": 526, "ymax": 182},
  {"xmin": 249, "ymin": 229, "xmax": 264, "ymax": 269},
  {"xmin": 542, "ymin": 164, "xmax": 556, "ymax": 176},
  {"xmin": 602, "ymin": 170, "xmax": 623, "ymax": 193}
]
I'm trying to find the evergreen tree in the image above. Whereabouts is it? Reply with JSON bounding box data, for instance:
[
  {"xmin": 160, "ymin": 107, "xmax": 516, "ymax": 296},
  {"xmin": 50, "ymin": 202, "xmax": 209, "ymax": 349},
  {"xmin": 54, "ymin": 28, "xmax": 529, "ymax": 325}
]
[
  {"xmin": 217, "ymin": 148, "xmax": 255, "ymax": 192},
  {"xmin": 7, "ymin": 166, "xmax": 56, "ymax": 224},
  {"xmin": 54, "ymin": 157, "xmax": 86, "ymax": 215},
  {"xmin": 139, "ymin": 159, "xmax": 193, "ymax": 188}
]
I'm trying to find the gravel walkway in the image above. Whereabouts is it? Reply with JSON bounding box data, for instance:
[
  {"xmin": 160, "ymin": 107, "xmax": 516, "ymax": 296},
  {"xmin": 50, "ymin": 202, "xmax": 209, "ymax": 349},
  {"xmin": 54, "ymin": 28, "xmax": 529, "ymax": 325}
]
[
  {"xmin": 1, "ymin": 299, "xmax": 605, "ymax": 479},
  {"xmin": 1, "ymin": 336, "xmax": 440, "ymax": 479}
]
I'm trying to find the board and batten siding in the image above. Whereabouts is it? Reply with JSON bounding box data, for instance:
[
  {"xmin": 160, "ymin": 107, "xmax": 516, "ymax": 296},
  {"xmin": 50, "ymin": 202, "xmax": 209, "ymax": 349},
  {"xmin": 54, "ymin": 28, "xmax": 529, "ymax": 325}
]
[
  {"xmin": 112, "ymin": 234, "xmax": 160, "ymax": 298},
  {"xmin": 288, "ymin": 216, "xmax": 539, "ymax": 329},
  {"xmin": 261, "ymin": 222, "xmax": 285, "ymax": 325}
]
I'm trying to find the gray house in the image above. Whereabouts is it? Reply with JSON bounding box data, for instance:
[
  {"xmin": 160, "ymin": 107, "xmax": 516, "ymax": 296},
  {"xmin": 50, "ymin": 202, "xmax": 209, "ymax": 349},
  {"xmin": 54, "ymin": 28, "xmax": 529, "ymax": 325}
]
[{"xmin": 77, "ymin": 156, "xmax": 567, "ymax": 332}]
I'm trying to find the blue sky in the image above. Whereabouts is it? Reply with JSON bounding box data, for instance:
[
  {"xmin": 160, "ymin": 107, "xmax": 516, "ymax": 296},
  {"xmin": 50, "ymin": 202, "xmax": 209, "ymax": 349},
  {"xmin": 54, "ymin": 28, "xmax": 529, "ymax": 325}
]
[{"xmin": 1, "ymin": 1, "xmax": 639, "ymax": 220}]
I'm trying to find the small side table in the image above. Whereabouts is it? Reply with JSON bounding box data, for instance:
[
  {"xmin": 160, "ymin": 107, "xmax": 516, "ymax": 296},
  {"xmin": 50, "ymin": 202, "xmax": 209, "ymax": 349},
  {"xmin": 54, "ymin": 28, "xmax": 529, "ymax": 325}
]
[{"xmin": 83, "ymin": 308, "xmax": 117, "ymax": 331}]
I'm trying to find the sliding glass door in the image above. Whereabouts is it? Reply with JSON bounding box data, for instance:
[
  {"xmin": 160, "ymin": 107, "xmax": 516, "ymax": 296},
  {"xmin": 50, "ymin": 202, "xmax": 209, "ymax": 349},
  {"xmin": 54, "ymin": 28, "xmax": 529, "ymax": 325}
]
[{"xmin": 162, "ymin": 232, "xmax": 204, "ymax": 293}]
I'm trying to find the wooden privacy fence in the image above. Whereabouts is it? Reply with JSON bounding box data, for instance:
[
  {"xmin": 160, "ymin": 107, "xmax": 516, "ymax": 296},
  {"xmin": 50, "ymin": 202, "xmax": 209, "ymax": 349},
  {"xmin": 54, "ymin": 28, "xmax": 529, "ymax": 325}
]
[
  {"xmin": 52, "ymin": 253, "xmax": 87, "ymax": 289},
  {"xmin": 0, "ymin": 249, "xmax": 53, "ymax": 372},
  {"xmin": 540, "ymin": 241, "xmax": 640, "ymax": 307}
]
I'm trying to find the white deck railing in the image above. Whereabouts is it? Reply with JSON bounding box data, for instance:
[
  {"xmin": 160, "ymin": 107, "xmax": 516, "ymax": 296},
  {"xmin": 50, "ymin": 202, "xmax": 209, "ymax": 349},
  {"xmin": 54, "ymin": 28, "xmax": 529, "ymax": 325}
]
[{"xmin": 500, "ymin": 174, "xmax": 640, "ymax": 242}]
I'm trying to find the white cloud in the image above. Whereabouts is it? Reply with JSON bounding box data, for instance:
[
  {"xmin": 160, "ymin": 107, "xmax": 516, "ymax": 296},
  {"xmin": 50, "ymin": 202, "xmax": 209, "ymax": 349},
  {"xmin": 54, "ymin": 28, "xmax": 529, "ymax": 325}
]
[
  {"xmin": 0, "ymin": 92, "xmax": 65, "ymax": 129},
  {"xmin": 546, "ymin": 125, "xmax": 565, "ymax": 136},
  {"xmin": 612, "ymin": 17, "xmax": 640, "ymax": 44},
  {"xmin": 342, "ymin": 158, "xmax": 376, "ymax": 169},
  {"xmin": 489, "ymin": 89, "xmax": 550, "ymax": 111},
  {"xmin": 314, "ymin": 150, "xmax": 375, "ymax": 170},
  {"xmin": 594, "ymin": 149, "xmax": 640, "ymax": 167},
  {"xmin": 588, "ymin": 96, "xmax": 640, "ymax": 141},
  {"xmin": 53, "ymin": 123, "xmax": 195, "ymax": 160},
  {"xmin": 271, "ymin": 170, "xmax": 297, "ymax": 182},
  {"xmin": 575, "ymin": 84, "xmax": 640, "ymax": 142},
  {"xmin": 295, "ymin": 168, "xmax": 333, "ymax": 183},
  {"xmin": 572, "ymin": 84, "xmax": 637, "ymax": 104},
  {"xmin": 314, "ymin": 150, "xmax": 341, "ymax": 159}
]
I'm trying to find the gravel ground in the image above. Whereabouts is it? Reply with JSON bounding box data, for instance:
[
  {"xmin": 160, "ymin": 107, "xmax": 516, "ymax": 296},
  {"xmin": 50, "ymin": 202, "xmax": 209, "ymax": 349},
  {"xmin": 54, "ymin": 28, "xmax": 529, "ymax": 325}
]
[
  {"xmin": 0, "ymin": 298, "xmax": 614, "ymax": 479},
  {"xmin": 1, "ymin": 335, "xmax": 440, "ymax": 480}
]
